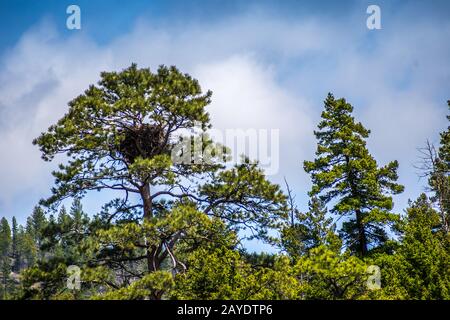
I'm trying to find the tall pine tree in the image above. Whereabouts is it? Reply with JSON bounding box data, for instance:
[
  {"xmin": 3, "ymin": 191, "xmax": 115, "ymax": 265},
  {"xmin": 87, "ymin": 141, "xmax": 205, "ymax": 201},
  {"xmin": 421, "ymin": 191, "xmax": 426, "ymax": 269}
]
[
  {"xmin": 31, "ymin": 64, "xmax": 288, "ymax": 299},
  {"xmin": 433, "ymin": 100, "xmax": 450, "ymax": 233},
  {"xmin": 304, "ymin": 94, "xmax": 404, "ymax": 256}
]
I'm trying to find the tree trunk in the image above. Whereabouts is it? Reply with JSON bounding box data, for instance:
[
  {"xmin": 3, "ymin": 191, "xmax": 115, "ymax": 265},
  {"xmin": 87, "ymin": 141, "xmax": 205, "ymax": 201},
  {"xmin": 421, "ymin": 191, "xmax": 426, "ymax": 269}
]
[
  {"xmin": 141, "ymin": 183, "xmax": 154, "ymax": 273},
  {"xmin": 355, "ymin": 209, "xmax": 368, "ymax": 256},
  {"xmin": 140, "ymin": 183, "xmax": 165, "ymax": 300},
  {"xmin": 344, "ymin": 154, "xmax": 368, "ymax": 257},
  {"xmin": 141, "ymin": 183, "xmax": 152, "ymax": 220}
]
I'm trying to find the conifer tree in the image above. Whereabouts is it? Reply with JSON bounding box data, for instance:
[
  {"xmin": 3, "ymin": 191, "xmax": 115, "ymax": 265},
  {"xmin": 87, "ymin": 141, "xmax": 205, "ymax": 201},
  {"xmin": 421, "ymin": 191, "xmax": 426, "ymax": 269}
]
[
  {"xmin": 11, "ymin": 217, "xmax": 20, "ymax": 273},
  {"xmin": 304, "ymin": 94, "xmax": 404, "ymax": 256},
  {"xmin": 419, "ymin": 101, "xmax": 450, "ymax": 234},
  {"xmin": 69, "ymin": 199, "xmax": 89, "ymax": 237},
  {"xmin": 439, "ymin": 101, "xmax": 450, "ymax": 166},
  {"xmin": 281, "ymin": 197, "xmax": 337, "ymax": 258},
  {"xmin": 0, "ymin": 217, "xmax": 12, "ymax": 299},
  {"xmin": 294, "ymin": 244, "xmax": 370, "ymax": 299},
  {"xmin": 433, "ymin": 100, "xmax": 450, "ymax": 233},
  {"xmin": 0, "ymin": 218, "xmax": 11, "ymax": 257},
  {"xmin": 32, "ymin": 64, "xmax": 287, "ymax": 298},
  {"xmin": 29, "ymin": 206, "xmax": 47, "ymax": 261},
  {"xmin": 374, "ymin": 194, "xmax": 450, "ymax": 299}
]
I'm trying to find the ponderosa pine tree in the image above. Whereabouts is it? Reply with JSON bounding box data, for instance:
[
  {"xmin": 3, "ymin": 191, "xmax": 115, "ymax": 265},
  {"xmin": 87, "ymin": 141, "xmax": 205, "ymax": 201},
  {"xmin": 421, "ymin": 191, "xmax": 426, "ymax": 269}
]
[
  {"xmin": 304, "ymin": 94, "xmax": 404, "ymax": 256},
  {"xmin": 32, "ymin": 64, "xmax": 287, "ymax": 299}
]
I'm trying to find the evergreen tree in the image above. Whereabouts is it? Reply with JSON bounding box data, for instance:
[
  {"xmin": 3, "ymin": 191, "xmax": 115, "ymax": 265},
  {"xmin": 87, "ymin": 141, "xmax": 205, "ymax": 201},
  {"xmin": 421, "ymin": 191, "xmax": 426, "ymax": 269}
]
[
  {"xmin": 281, "ymin": 197, "xmax": 337, "ymax": 258},
  {"xmin": 16, "ymin": 225, "xmax": 29, "ymax": 270},
  {"xmin": 432, "ymin": 100, "xmax": 450, "ymax": 233},
  {"xmin": 419, "ymin": 100, "xmax": 450, "ymax": 234},
  {"xmin": 69, "ymin": 199, "xmax": 89, "ymax": 241},
  {"xmin": 294, "ymin": 244, "xmax": 370, "ymax": 299},
  {"xmin": 170, "ymin": 218, "xmax": 299, "ymax": 300},
  {"xmin": 304, "ymin": 94, "xmax": 404, "ymax": 256},
  {"xmin": 28, "ymin": 206, "xmax": 47, "ymax": 255},
  {"xmin": 0, "ymin": 218, "xmax": 11, "ymax": 257},
  {"xmin": 56, "ymin": 206, "xmax": 69, "ymax": 228},
  {"xmin": 439, "ymin": 100, "xmax": 450, "ymax": 168},
  {"xmin": 31, "ymin": 64, "xmax": 288, "ymax": 299},
  {"xmin": 11, "ymin": 217, "xmax": 20, "ymax": 273},
  {"xmin": 24, "ymin": 217, "xmax": 39, "ymax": 267},
  {"xmin": 0, "ymin": 217, "xmax": 12, "ymax": 299},
  {"xmin": 31, "ymin": 206, "xmax": 47, "ymax": 240},
  {"xmin": 374, "ymin": 194, "xmax": 450, "ymax": 299}
]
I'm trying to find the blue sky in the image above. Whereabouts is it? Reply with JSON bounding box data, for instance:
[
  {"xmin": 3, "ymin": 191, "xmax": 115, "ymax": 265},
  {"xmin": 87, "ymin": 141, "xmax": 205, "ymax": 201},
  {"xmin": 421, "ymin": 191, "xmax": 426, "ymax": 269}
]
[{"xmin": 0, "ymin": 0, "xmax": 449, "ymax": 251}]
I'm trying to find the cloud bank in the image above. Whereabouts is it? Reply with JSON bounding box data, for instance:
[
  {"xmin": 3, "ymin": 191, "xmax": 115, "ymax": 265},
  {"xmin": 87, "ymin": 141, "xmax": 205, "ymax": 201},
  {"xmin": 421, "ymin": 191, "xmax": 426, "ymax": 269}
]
[{"xmin": 0, "ymin": 7, "xmax": 449, "ymax": 245}]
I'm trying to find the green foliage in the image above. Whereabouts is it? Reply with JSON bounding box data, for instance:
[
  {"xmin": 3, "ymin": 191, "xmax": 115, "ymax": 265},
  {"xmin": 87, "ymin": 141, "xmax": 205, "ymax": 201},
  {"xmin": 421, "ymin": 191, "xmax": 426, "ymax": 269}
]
[
  {"xmin": 281, "ymin": 197, "xmax": 338, "ymax": 258},
  {"xmin": 199, "ymin": 159, "xmax": 288, "ymax": 240},
  {"xmin": 0, "ymin": 218, "xmax": 12, "ymax": 299},
  {"xmin": 0, "ymin": 217, "xmax": 11, "ymax": 258},
  {"xmin": 439, "ymin": 101, "xmax": 450, "ymax": 165},
  {"xmin": 21, "ymin": 262, "xmax": 69, "ymax": 300},
  {"xmin": 373, "ymin": 195, "xmax": 450, "ymax": 299},
  {"xmin": 294, "ymin": 245, "xmax": 370, "ymax": 299},
  {"xmin": 171, "ymin": 247, "xmax": 300, "ymax": 300},
  {"xmin": 171, "ymin": 245, "xmax": 249, "ymax": 299},
  {"xmin": 431, "ymin": 100, "xmax": 450, "ymax": 233},
  {"xmin": 32, "ymin": 64, "xmax": 214, "ymax": 207},
  {"xmin": 2, "ymin": 67, "xmax": 447, "ymax": 301},
  {"xmin": 93, "ymin": 271, "xmax": 174, "ymax": 300},
  {"xmin": 27, "ymin": 206, "xmax": 47, "ymax": 260},
  {"xmin": 41, "ymin": 201, "xmax": 90, "ymax": 263},
  {"xmin": 304, "ymin": 93, "xmax": 404, "ymax": 256},
  {"xmin": 28, "ymin": 64, "xmax": 288, "ymax": 300}
]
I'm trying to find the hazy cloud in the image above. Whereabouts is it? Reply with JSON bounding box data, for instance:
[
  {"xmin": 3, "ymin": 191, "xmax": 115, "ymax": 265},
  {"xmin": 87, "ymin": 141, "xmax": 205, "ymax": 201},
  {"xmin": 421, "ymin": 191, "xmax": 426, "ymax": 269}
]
[{"xmin": 0, "ymin": 7, "xmax": 449, "ymax": 231}]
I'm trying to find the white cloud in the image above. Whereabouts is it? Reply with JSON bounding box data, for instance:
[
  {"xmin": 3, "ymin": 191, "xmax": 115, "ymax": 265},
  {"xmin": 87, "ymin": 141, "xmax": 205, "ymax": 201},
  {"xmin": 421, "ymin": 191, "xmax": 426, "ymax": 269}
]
[
  {"xmin": 0, "ymin": 16, "xmax": 317, "ymax": 220},
  {"xmin": 0, "ymin": 9, "xmax": 449, "ymax": 226}
]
